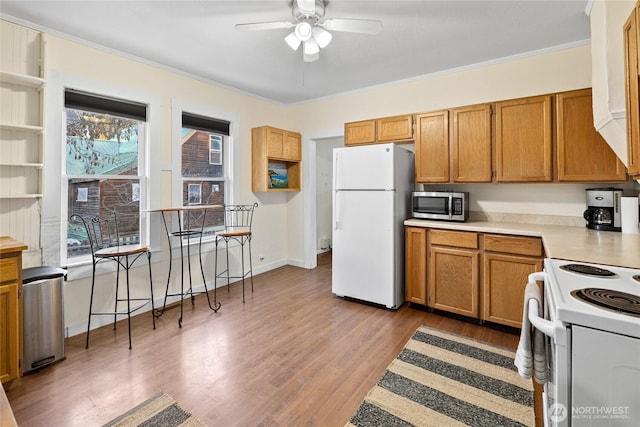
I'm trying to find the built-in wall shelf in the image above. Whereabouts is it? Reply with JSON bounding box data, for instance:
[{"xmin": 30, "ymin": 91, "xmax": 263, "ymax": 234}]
[
  {"xmin": 0, "ymin": 194, "xmax": 43, "ymax": 199},
  {"xmin": 0, "ymin": 20, "xmax": 45, "ymax": 267},
  {"xmin": 0, "ymin": 71, "xmax": 45, "ymax": 88},
  {"xmin": 0, "ymin": 163, "xmax": 43, "ymax": 168},
  {"xmin": 0, "ymin": 123, "xmax": 45, "ymax": 133}
]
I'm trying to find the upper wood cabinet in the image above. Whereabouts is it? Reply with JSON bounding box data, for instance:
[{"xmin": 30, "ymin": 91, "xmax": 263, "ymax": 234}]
[
  {"xmin": 251, "ymin": 126, "xmax": 301, "ymax": 192},
  {"xmin": 415, "ymin": 110, "xmax": 449, "ymax": 182},
  {"xmin": 344, "ymin": 119, "xmax": 376, "ymax": 145},
  {"xmin": 624, "ymin": 2, "xmax": 640, "ymax": 177},
  {"xmin": 261, "ymin": 126, "xmax": 301, "ymax": 162},
  {"xmin": 451, "ymin": 104, "xmax": 493, "ymax": 182},
  {"xmin": 495, "ymin": 95, "xmax": 553, "ymax": 182},
  {"xmin": 415, "ymin": 105, "xmax": 492, "ymax": 183},
  {"xmin": 377, "ymin": 115, "xmax": 413, "ymax": 142},
  {"xmin": 556, "ymin": 89, "xmax": 627, "ymax": 182},
  {"xmin": 344, "ymin": 114, "xmax": 413, "ymax": 146}
]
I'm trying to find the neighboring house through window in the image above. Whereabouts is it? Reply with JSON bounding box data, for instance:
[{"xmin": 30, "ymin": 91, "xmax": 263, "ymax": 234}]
[{"xmin": 180, "ymin": 112, "xmax": 230, "ymax": 237}]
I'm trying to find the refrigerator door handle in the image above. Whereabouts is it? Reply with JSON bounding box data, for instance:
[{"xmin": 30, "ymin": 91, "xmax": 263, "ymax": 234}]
[
  {"xmin": 333, "ymin": 152, "xmax": 338, "ymax": 230},
  {"xmin": 334, "ymin": 153, "xmax": 339, "ymax": 190},
  {"xmin": 334, "ymin": 190, "xmax": 340, "ymax": 230}
]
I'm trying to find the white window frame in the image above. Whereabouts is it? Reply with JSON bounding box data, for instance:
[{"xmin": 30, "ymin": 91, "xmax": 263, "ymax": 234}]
[
  {"xmin": 42, "ymin": 71, "xmax": 160, "ymax": 278},
  {"xmin": 171, "ymin": 99, "xmax": 239, "ymax": 219}
]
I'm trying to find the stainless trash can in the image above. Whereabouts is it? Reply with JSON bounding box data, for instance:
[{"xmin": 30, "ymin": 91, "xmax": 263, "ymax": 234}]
[{"xmin": 22, "ymin": 266, "xmax": 66, "ymax": 374}]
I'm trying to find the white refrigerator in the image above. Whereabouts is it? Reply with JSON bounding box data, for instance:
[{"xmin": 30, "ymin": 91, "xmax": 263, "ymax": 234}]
[{"xmin": 331, "ymin": 143, "xmax": 414, "ymax": 309}]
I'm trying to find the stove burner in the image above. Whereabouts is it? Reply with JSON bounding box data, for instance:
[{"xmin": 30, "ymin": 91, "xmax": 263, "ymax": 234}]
[
  {"xmin": 560, "ymin": 263, "xmax": 616, "ymax": 277},
  {"xmin": 571, "ymin": 288, "xmax": 640, "ymax": 317}
]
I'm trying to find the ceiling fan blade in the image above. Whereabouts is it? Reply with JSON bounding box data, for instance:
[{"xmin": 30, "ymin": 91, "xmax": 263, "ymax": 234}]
[
  {"xmin": 235, "ymin": 21, "xmax": 294, "ymax": 32},
  {"xmin": 322, "ymin": 18, "xmax": 382, "ymax": 35}
]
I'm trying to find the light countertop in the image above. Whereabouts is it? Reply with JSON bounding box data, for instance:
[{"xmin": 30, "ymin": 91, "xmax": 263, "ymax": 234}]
[{"xmin": 404, "ymin": 219, "xmax": 640, "ymax": 269}]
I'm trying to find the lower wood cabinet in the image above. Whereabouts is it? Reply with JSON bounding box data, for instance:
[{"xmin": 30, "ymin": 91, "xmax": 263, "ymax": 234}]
[
  {"xmin": 428, "ymin": 229, "xmax": 480, "ymax": 318},
  {"xmin": 405, "ymin": 227, "xmax": 543, "ymax": 328},
  {"xmin": 0, "ymin": 282, "xmax": 20, "ymax": 383},
  {"xmin": 0, "ymin": 237, "xmax": 27, "ymax": 386},
  {"xmin": 483, "ymin": 234, "xmax": 543, "ymax": 327},
  {"xmin": 484, "ymin": 252, "xmax": 542, "ymax": 328},
  {"xmin": 405, "ymin": 227, "xmax": 427, "ymax": 304},
  {"xmin": 429, "ymin": 245, "xmax": 480, "ymax": 318}
]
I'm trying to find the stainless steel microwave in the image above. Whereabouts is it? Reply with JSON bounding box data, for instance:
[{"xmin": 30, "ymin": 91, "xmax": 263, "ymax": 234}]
[{"xmin": 412, "ymin": 191, "xmax": 469, "ymax": 221}]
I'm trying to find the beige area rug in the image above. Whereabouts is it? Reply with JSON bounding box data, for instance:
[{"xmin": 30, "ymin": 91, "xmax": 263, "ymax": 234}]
[
  {"xmin": 103, "ymin": 393, "xmax": 206, "ymax": 427},
  {"xmin": 346, "ymin": 325, "xmax": 534, "ymax": 427}
]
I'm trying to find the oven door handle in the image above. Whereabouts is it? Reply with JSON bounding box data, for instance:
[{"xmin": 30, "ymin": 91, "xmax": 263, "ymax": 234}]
[
  {"xmin": 528, "ymin": 299, "xmax": 555, "ymax": 339},
  {"xmin": 527, "ymin": 272, "xmax": 556, "ymax": 339}
]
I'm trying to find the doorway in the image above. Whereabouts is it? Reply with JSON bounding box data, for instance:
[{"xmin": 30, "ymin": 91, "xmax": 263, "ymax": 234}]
[{"xmin": 302, "ymin": 131, "xmax": 343, "ymax": 270}]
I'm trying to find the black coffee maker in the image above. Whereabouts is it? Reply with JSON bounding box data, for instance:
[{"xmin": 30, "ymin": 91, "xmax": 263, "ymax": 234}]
[{"xmin": 583, "ymin": 187, "xmax": 623, "ymax": 231}]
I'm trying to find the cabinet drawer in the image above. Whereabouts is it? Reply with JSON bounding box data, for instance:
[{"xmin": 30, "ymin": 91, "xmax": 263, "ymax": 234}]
[
  {"xmin": 0, "ymin": 257, "xmax": 18, "ymax": 284},
  {"xmin": 484, "ymin": 234, "xmax": 542, "ymax": 257},
  {"xmin": 430, "ymin": 229, "xmax": 478, "ymax": 249}
]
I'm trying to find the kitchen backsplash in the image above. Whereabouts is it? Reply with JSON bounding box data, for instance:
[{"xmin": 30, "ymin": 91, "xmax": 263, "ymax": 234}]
[{"xmin": 468, "ymin": 211, "xmax": 585, "ymax": 227}]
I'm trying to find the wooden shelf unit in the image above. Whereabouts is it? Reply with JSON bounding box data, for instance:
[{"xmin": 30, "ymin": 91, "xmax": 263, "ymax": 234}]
[{"xmin": 251, "ymin": 126, "xmax": 301, "ymax": 192}]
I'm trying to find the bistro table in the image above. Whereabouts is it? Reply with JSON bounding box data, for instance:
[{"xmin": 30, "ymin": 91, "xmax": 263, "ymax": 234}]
[{"xmin": 148, "ymin": 205, "xmax": 222, "ymax": 327}]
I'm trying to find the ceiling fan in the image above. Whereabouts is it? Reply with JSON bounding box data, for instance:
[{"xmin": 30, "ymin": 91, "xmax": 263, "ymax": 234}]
[{"xmin": 235, "ymin": 0, "xmax": 382, "ymax": 63}]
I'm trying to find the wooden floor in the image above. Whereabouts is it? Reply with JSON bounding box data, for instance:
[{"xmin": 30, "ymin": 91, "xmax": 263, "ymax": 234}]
[{"xmin": 6, "ymin": 252, "xmax": 519, "ymax": 426}]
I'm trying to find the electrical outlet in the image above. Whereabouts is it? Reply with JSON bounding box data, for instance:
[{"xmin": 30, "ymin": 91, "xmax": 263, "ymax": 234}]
[{"xmin": 212, "ymin": 184, "xmax": 220, "ymax": 192}]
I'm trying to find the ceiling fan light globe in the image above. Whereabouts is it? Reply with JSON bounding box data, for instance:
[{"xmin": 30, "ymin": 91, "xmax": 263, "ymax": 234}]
[
  {"xmin": 303, "ymin": 38, "xmax": 320, "ymax": 55},
  {"xmin": 312, "ymin": 27, "xmax": 332, "ymax": 48},
  {"xmin": 285, "ymin": 31, "xmax": 302, "ymax": 50},
  {"xmin": 303, "ymin": 52, "xmax": 320, "ymax": 62},
  {"xmin": 294, "ymin": 22, "xmax": 313, "ymax": 41}
]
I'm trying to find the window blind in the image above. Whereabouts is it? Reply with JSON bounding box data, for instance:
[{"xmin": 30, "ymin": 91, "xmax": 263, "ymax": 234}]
[
  {"xmin": 182, "ymin": 112, "xmax": 230, "ymax": 136},
  {"xmin": 65, "ymin": 89, "xmax": 147, "ymax": 121}
]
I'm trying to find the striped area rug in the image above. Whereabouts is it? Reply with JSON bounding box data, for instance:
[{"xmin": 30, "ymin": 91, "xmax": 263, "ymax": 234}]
[
  {"xmin": 103, "ymin": 393, "xmax": 206, "ymax": 427},
  {"xmin": 346, "ymin": 326, "xmax": 534, "ymax": 427}
]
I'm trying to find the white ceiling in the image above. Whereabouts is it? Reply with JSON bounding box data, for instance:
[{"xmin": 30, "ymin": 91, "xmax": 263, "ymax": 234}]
[{"xmin": 0, "ymin": 0, "xmax": 591, "ymax": 105}]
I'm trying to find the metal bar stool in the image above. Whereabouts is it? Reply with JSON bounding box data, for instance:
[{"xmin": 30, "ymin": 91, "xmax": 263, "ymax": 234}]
[
  {"xmin": 214, "ymin": 203, "xmax": 258, "ymax": 302},
  {"xmin": 70, "ymin": 213, "xmax": 155, "ymax": 349}
]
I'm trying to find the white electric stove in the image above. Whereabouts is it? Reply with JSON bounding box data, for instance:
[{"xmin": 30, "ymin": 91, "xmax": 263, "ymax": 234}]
[{"xmin": 529, "ymin": 258, "xmax": 640, "ymax": 427}]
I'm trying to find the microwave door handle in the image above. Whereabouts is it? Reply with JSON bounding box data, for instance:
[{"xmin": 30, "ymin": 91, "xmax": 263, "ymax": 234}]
[{"xmin": 448, "ymin": 195, "xmax": 453, "ymax": 219}]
